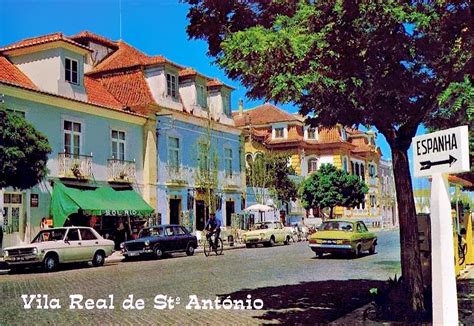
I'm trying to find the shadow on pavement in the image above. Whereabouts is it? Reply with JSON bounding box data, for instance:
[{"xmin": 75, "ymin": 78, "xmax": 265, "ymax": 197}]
[
  {"xmin": 458, "ymin": 279, "xmax": 474, "ymax": 325},
  {"xmin": 219, "ymin": 279, "xmax": 386, "ymax": 325}
]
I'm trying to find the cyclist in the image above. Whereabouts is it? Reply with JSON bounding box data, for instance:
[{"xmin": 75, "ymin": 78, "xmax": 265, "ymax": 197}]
[{"xmin": 205, "ymin": 213, "xmax": 221, "ymax": 249}]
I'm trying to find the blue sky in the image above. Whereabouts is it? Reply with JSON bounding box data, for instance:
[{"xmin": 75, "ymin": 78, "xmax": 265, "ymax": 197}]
[{"xmin": 0, "ymin": 0, "xmax": 429, "ymax": 188}]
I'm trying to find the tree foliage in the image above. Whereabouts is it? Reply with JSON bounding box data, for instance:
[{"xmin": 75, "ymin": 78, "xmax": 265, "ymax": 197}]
[
  {"xmin": 0, "ymin": 107, "xmax": 51, "ymax": 189},
  {"xmin": 246, "ymin": 152, "xmax": 297, "ymax": 205},
  {"xmin": 299, "ymin": 164, "xmax": 367, "ymax": 219},
  {"xmin": 185, "ymin": 0, "xmax": 472, "ymax": 317}
]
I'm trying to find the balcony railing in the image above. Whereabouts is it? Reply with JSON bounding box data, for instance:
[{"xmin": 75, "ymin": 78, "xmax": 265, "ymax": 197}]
[
  {"xmin": 58, "ymin": 153, "xmax": 92, "ymax": 180},
  {"xmin": 222, "ymin": 173, "xmax": 241, "ymax": 190},
  {"xmin": 107, "ymin": 158, "xmax": 136, "ymax": 183},
  {"xmin": 368, "ymin": 177, "xmax": 378, "ymax": 187},
  {"xmin": 165, "ymin": 165, "xmax": 190, "ymax": 187}
]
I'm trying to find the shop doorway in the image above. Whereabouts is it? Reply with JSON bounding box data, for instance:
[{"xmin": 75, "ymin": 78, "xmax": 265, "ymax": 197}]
[
  {"xmin": 226, "ymin": 201, "xmax": 235, "ymax": 227},
  {"xmin": 169, "ymin": 199, "xmax": 181, "ymax": 225},
  {"xmin": 196, "ymin": 200, "xmax": 208, "ymax": 231}
]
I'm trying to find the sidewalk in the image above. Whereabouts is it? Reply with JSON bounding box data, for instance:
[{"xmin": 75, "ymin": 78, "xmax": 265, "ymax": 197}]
[{"xmin": 330, "ymin": 265, "xmax": 474, "ymax": 325}]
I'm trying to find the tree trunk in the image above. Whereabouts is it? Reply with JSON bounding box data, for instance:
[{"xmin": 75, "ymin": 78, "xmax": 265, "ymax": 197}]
[
  {"xmin": 329, "ymin": 206, "xmax": 334, "ymax": 219},
  {"xmin": 391, "ymin": 146, "xmax": 426, "ymax": 316}
]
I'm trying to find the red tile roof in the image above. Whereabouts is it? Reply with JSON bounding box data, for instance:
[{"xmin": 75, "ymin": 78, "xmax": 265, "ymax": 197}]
[
  {"xmin": 90, "ymin": 41, "xmax": 176, "ymax": 74},
  {"xmin": 233, "ymin": 103, "xmax": 300, "ymax": 126},
  {"xmin": 84, "ymin": 76, "xmax": 124, "ymax": 109},
  {"xmin": 0, "ymin": 32, "xmax": 92, "ymax": 53},
  {"xmin": 179, "ymin": 68, "xmax": 197, "ymax": 78},
  {"xmin": 0, "ymin": 56, "xmax": 37, "ymax": 89},
  {"xmin": 97, "ymin": 70, "xmax": 155, "ymax": 110},
  {"xmin": 207, "ymin": 79, "xmax": 224, "ymax": 87},
  {"xmin": 70, "ymin": 31, "xmax": 118, "ymax": 49}
]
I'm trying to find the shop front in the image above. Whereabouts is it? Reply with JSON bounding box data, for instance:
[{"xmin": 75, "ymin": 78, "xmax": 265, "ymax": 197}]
[{"xmin": 51, "ymin": 182, "xmax": 154, "ymax": 249}]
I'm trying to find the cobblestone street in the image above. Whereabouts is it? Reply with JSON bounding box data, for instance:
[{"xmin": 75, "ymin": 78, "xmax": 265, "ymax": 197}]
[{"xmin": 1, "ymin": 230, "xmax": 403, "ymax": 324}]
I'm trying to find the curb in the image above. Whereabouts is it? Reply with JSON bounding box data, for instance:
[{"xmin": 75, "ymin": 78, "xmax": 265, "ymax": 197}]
[{"xmin": 106, "ymin": 244, "xmax": 247, "ymax": 264}]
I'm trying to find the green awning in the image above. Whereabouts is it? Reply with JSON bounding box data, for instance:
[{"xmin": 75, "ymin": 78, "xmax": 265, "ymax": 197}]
[{"xmin": 51, "ymin": 182, "xmax": 154, "ymax": 227}]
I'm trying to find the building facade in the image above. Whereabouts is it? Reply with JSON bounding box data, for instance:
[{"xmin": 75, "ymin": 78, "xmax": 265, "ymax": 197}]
[
  {"xmin": 378, "ymin": 159, "xmax": 399, "ymax": 227},
  {"xmin": 234, "ymin": 103, "xmax": 395, "ymax": 225},
  {"xmin": 0, "ymin": 33, "xmax": 155, "ymax": 248}
]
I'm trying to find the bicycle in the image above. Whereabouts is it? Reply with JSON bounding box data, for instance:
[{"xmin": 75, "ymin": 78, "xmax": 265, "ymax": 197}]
[{"xmin": 204, "ymin": 232, "xmax": 223, "ymax": 256}]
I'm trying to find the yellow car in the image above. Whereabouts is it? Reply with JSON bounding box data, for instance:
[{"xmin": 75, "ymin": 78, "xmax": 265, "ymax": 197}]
[
  {"xmin": 308, "ymin": 220, "xmax": 377, "ymax": 258},
  {"xmin": 242, "ymin": 221, "xmax": 293, "ymax": 248}
]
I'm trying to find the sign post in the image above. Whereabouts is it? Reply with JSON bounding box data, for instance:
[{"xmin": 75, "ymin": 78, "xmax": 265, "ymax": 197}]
[{"xmin": 413, "ymin": 125, "xmax": 470, "ymax": 325}]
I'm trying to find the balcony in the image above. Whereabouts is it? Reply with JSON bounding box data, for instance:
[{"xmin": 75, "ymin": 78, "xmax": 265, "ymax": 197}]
[
  {"xmin": 368, "ymin": 177, "xmax": 378, "ymax": 187},
  {"xmin": 222, "ymin": 173, "xmax": 241, "ymax": 191},
  {"xmin": 165, "ymin": 165, "xmax": 190, "ymax": 187},
  {"xmin": 107, "ymin": 159, "xmax": 136, "ymax": 183},
  {"xmin": 58, "ymin": 153, "xmax": 92, "ymax": 180}
]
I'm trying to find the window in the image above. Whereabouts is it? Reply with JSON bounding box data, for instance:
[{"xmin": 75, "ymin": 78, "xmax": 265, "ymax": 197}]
[
  {"xmin": 66, "ymin": 229, "xmax": 80, "ymax": 241},
  {"xmin": 222, "ymin": 94, "xmax": 231, "ymax": 116},
  {"xmin": 3, "ymin": 193, "xmax": 21, "ymax": 233},
  {"xmin": 274, "ymin": 127, "xmax": 284, "ymax": 139},
  {"xmin": 164, "ymin": 226, "xmax": 175, "ymax": 236},
  {"xmin": 65, "ymin": 58, "xmax": 78, "ymax": 84},
  {"xmin": 342, "ymin": 157, "xmax": 349, "ymax": 172},
  {"xmin": 370, "ymin": 195, "xmax": 377, "ymax": 208},
  {"xmin": 225, "ymin": 148, "xmax": 233, "ymax": 177},
  {"xmin": 368, "ymin": 164, "xmax": 376, "ymax": 178},
  {"xmin": 340, "ymin": 127, "xmax": 347, "ymax": 141},
  {"xmin": 166, "ymin": 73, "xmax": 178, "ymax": 98},
  {"xmin": 307, "ymin": 127, "xmax": 317, "ymax": 140},
  {"xmin": 197, "ymin": 84, "xmax": 207, "ymax": 108},
  {"xmin": 168, "ymin": 137, "xmax": 180, "ymax": 171},
  {"xmin": 245, "ymin": 153, "xmax": 253, "ymax": 168},
  {"xmin": 308, "ymin": 158, "xmax": 318, "ymax": 174},
  {"xmin": 64, "ymin": 120, "xmax": 82, "ymax": 155},
  {"xmin": 173, "ymin": 226, "xmax": 186, "ymax": 235},
  {"xmin": 111, "ymin": 130, "xmax": 126, "ymax": 161},
  {"xmin": 80, "ymin": 229, "xmax": 97, "ymax": 240}
]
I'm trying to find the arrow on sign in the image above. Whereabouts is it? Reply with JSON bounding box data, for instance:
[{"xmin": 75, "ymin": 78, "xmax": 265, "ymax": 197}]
[{"xmin": 420, "ymin": 155, "xmax": 457, "ymax": 171}]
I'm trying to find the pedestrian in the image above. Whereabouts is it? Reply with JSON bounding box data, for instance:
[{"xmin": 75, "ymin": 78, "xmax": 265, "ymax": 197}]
[
  {"xmin": 40, "ymin": 217, "xmax": 49, "ymax": 230},
  {"xmin": 63, "ymin": 216, "xmax": 72, "ymax": 227}
]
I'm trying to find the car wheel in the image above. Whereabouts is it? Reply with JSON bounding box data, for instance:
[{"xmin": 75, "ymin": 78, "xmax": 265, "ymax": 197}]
[
  {"xmin": 186, "ymin": 244, "xmax": 195, "ymax": 256},
  {"xmin": 369, "ymin": 242, "xmax": 376, "ymax": 255},
  {"xmin": 245, "ymin": 243, "xmax": 252, "ymax": 248},
  {"xmin": 268, "ymin": 237, "xmax": 275, "ymax": 247},
  {"xmin": 354, "ymin": 244, "xmax": 362, "ymax": 257},
  {"xmin": 284, "ymin": 236, "xmax": 291, "ymax": 245},
  {"xmin": 92, "ymin": 251, "xmax": 105, "ymax": 267},
  {"xmin": 43, "ymin": 254, "xmax": 58, "ymax": 272},
  {"xmin": 316, "ymin": 252, "xmax": 324, "ymax": 258},
  {"xmin": 154, "ymin": 246, "xmax": 163, "ymax": 259}
]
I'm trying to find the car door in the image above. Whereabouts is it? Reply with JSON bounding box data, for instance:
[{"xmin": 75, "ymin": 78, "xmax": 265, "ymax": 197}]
[
  {"xmin": 173, "ymin": 226, "xmax": 188, "ymax": 251},
  {"xmin": 79, "ymin": 228, "xmax": 99, "ymax": 260},
  {"xmin": 359, "ymin": 222, "xmax": 373, "ymax": 250},
  {"xmin": 163, "ymin": 226, "xmax": 177, "ymax": 252},
  {"xmin": 275, "ymin": 222, "xmax": 285, "ymax": 242},
  {"xmin": 63, "ymin": 228, "xmax": 85, "ymax": 262},
  {"xmin": 356, "ymin": 222, "xmax": 370, "ymax": 251}
]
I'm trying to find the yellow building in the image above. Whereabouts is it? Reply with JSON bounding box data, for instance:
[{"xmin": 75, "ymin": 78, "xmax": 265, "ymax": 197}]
[{"xmin": 233, "ymin": 103, "xmax": 389, "ymax": 225}]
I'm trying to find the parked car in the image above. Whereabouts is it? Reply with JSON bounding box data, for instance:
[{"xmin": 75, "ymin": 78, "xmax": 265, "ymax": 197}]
[
  {"xmin": 122, "ymin": 225, "xmax": 197, "ymax": 259},
  {"xmin": 308, "ymin": 220, "xmax": 377, "ymax": 258},
  {"xmin": 242, "ymin": 221, "xmax": 293, "ymax": 248},
  {"xmin": 3, "ymin": 227, "xmax": 114, "ymax": 273}
]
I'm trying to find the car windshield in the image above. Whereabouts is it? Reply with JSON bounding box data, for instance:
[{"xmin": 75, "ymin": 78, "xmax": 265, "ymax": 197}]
[
  {"xmin": 139, "ymin": 227, "xmax": 163, "ymax": 238},
  {"xmin": 252, "ymin": 222, "xmax": 273, "ymax": 230},
  {"xmin": 319, "ymin": 221, "xmax": 354, "ymax": 232},
  {"xmin": 31, "ymin": 229, "xmax": 67, "ymax": 243}
]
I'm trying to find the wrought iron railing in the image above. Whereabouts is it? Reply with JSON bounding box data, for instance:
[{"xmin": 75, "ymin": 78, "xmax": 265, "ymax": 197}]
[
  {"xmin": 58, "ymin": 153, "xmax": 92, "ymax": 179},
  {"xmin": 166, "ymin": 165, "xmax": 190, "ymax": 186},
  {"xmin": 107, "ymin": 158, "xmax": 136, "ymax": 183},
  {"xmin": 222, "ymin": 173, "xmax": 241, "ymax": 189}
]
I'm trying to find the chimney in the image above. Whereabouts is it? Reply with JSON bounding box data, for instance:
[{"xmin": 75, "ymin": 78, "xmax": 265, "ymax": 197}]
[{"xmin": 238, "ymin": 98, "xmax": 244, "ymax": 116}]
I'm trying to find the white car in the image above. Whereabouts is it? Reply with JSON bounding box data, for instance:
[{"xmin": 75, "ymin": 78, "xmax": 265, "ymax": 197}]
[{"xmin": 3, "ymin": 227, "xmax": 114, "ymax": 273}]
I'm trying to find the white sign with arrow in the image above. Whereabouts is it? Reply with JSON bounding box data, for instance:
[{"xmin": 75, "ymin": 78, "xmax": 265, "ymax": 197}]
[
  {"xmin": 413, "ymin": 125, "xmax": 470, "ymax": 177},
  {"xmin": 412, "ymin": 125, "xmax": 470, "ymax": 325}
]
